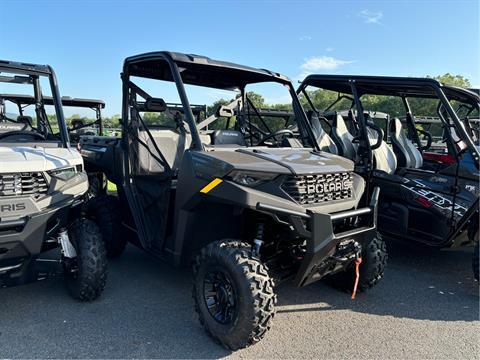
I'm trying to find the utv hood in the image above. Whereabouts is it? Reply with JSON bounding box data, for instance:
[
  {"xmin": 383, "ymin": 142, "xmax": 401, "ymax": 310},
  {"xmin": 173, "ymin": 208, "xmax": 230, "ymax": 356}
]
[
  {"xmin": 203, "ymin": 148, "xmax": 354, "ymax": 175},
  {"xmin": 0, "ymin": 146, "xmax": 83, "ymax": 173}
]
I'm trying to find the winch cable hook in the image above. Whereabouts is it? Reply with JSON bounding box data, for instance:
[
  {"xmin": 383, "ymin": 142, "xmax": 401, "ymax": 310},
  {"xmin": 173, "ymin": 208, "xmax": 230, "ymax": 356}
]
[{"xmin": 351, "ymin": 256, "xmax": 363, "ymax": 300}]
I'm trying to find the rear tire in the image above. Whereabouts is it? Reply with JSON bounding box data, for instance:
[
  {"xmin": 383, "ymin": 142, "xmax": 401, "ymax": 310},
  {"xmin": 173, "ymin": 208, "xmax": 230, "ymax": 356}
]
[
  {"xmin": 87, "ymin": 195, "xmax": 127, "ymax": 258},
  {"xmin": 327, "ymin": 233, "xmax": 387, "ymax": 293},
  {"xmin": 65, "ymin": 218, "xmax": 107, "ymax": 301},
  {"xmin": 192, "ymin": 240, "xmax": 276, "ymax": 350}
]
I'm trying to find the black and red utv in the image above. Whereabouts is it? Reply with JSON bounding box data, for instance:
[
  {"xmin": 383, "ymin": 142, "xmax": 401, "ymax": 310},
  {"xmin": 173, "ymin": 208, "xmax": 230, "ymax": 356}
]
[{"xmin": 297, "ymin": 75, "xmax": 479, "ymax": 280}]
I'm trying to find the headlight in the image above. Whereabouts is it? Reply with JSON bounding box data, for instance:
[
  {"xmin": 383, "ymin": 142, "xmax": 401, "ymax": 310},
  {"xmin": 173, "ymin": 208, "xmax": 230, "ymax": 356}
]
[
  {"xmin": 228, "ymin": 170, "xmax": 277, "ymax": 186},
  {"xmin": 48, "ymin": 167, "xmax": 77, "ymax": 181}
]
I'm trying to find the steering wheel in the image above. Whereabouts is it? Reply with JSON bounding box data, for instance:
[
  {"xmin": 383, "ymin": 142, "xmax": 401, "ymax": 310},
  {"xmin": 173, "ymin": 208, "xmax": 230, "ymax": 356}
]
[
  {"xmin": 0, "ymin": 131, "xmax": 46, "ymax": 141},
  {"xmin": 365, "ymin": 122, "xmax": 383, "ymax": 150},
  {"xmin": 258, "ymin": 129, "xmax": 294, "ymax": 146}
]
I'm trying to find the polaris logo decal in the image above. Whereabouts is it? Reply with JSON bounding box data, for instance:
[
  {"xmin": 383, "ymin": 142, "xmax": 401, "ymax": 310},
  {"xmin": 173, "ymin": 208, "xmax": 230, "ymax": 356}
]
[
  {"xmin": 315, "ymin": 174, "xmax": 352, "ymax": 194},
  {"xmin": 316, "ymin": 180, "xmax": 349, "ymax": 194},
  {"xmin": 0, "ymin": 203, "xmax": 26, "ymax": 213}
]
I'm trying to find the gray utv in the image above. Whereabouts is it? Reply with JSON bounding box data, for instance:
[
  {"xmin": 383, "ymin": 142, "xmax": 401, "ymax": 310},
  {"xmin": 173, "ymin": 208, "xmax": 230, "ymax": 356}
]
[
  {"xmin": 0, "ymin": 61, "xmax": 107, "ymax": 301},
  {"xmin": 80, "ymin": 51, "xmax": 386, "ymax": 349}
]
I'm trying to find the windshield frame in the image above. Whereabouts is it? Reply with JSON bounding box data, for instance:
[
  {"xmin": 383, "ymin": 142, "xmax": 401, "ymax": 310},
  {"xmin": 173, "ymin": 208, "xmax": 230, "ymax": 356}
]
[
  {"xmin": 0, "ymin": 62, "xmax": 69, "ymax": 147},
  {"xmin": 122, "ymin": 52, "xmax": 319, "ymax": 152}
]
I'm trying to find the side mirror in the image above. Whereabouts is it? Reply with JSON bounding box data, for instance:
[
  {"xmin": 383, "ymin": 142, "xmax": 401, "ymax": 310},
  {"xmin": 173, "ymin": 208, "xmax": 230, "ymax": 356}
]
[
  {"xmin": 145, "ymin": 98, "xmax": 167, "ymax": 112},
  {"xmin": 216, "ymin": 105, "xmax": 234, "ymax": 118}
]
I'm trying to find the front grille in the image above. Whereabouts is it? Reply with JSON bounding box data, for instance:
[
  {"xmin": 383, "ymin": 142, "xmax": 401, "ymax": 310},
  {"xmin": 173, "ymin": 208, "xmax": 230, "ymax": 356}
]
[
  {"xmin": 282, "ymin": 172, "xmax": 353, "ymax": 205},
  {"xmin": 0, "ymin": 172, "xmax": 48, "ymax": 199}
]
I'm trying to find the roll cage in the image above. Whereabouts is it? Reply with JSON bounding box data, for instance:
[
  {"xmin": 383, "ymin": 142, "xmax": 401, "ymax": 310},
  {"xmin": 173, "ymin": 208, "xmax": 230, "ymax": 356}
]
[
  {"xmin": 0, "ymin": 94, "xmax": 105, "ymax": 136},
  {"xmin": 0, "ymin": 60, "xmax": 69, "ymax": 147},
  {"xmin": 121, "ymin": 51, "xmax": 319, "ymax": 159},
  {"xmin": 297, "ymin": 75, "xmax": 480, "ymax": 167}
]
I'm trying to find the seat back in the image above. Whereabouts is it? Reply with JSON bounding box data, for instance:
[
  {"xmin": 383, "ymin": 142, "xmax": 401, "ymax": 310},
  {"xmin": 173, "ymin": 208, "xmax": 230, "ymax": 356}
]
[
  {"xmin": 331, "ymin": 113, "xmax": 357, "ymax": 160},
  {"xmin": 212, "ymin": 130, "xmax": 246, "ymax": 146},
  {"xmin": 0, "ymin": 122, "xmax": 31, "ymax": 133},
  {"xmin": 137, "ymin": 129, "xmax": 185, "ymax": 173},
  {"xmin": 367, "ymin": 127, "xmax": 397, "ymax": 174},
  {"xmin": 390, "ymin": 118, "xmax": 423, "ymax": 168},
  {"xmin": 16, "ymin": 116, "xmax": 33, "ymax": 127},
  {"xmin": 137, "ymin": 128, "xmax": 211, "ymax": 174},
  {"xmin": 310, "ymin": 112, "xmax": 338, "ymax": 154}
]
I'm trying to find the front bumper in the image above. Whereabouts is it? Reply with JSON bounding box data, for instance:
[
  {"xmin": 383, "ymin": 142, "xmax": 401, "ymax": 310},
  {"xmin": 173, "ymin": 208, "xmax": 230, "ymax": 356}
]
[
  {"xmin": 0, "ymin": 197, "xmax": 79, "ymax": 274},
  {"xmin": 257, "ymin": 187, "xmax": 380, "ymax": 287}
]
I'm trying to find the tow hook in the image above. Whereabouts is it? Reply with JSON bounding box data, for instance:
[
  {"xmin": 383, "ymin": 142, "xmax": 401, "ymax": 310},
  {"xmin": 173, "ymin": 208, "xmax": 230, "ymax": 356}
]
[
  {"xmin": 252, "ymin": 223, "xmax": 264, "ymax": 257},
  {"xmin": 57, "ymin": 228, "xmax": 77, "ymax": 258},
  {"xmin": 351, "ymin": 250, "xmax": 363, "ymax": 300}
]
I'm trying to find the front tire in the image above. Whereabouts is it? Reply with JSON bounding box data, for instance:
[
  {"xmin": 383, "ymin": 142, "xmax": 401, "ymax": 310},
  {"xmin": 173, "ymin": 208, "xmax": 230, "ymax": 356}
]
[
  {"xmin": 192, "ymin": 240, "xmax": 276, "ymax": 350},
  {"xmin": 87, "ymin": 195, "xmax": 127, "ymax": 258},
  {"xmin": 65, "ymin": 218, "xmax": 107, "ymax": 301},
  {"xmin": 327, "ymin": 233, "xmax": 387, "ymax": 293}
]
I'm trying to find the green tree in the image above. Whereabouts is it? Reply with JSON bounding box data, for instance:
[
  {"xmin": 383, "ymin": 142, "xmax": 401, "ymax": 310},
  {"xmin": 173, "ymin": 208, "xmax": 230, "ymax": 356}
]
[{"xmin": 430, "ymin": 73, "xmax": 471, "ymax": 87}]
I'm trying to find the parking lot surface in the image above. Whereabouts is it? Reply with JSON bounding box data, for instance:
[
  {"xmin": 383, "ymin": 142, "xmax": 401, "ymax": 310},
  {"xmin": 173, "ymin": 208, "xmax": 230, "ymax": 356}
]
[{"xmin": 0, "ymin": 240, "xmax": 478, "ymax": 359}]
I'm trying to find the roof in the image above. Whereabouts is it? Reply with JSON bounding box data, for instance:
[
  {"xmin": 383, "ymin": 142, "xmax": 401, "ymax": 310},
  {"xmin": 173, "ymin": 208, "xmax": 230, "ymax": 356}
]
[
  {"xmin": 124, "ymin": 51, "xmax": 291, "ymax": 90},
  {"xmin": 0, "ymin": 94, "xmax": 105, "ymax": 108},
  {"xmin": 300, "ymin": 75, "xmax": 480, "ymax": 105},
  {"xmin": 0, "ymin": 60, "xmax": 52, "ymax": 76}
]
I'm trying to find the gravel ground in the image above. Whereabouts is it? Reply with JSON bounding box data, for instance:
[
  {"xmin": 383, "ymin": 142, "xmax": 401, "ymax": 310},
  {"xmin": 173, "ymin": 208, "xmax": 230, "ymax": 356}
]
[{"xmin": 0, "ymin": 240, "xmax": 478, "ymax": 359}]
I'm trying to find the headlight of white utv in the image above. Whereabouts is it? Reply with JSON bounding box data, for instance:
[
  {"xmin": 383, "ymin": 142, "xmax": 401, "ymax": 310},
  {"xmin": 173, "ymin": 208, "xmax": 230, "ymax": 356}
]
[
  {"xmin": 48, "ymin": 167, "xmax": 77, "ymax": 181},
  {"xmin": 228, "ymin": 170, "xmax": 277, "ymax": 187}
]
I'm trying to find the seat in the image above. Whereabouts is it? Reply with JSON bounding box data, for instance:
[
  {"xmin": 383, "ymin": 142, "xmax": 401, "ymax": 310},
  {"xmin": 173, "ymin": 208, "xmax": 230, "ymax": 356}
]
[
  {"xmin": 211, "ymin": 130, "xmax": 246, "ymax": 146},
  {"xmin": 390, "ymin": 118, "xmax": 423, "ymax": 169},
  {"xmin": 309, "ymin": 112, "xmax": 338, "ymax": 154},
  {"xmin": 0, "ymin": 122, "xmax": 31, "ymax": 133},
  {"xmin": 71, "ymin": 119, "xmax": 85, "ymax": 129},
  {"xmin": 16, "ymin": 116, "xmax": 33, "ymax": 128},
  {"xmin": 331, "ymin": 113, "xmax": 357, "ymax": 160},
  {"xmin": 137, "ymin": 129, "xmax": 192, "ymax": 174},
  {"xmin": 367, "ymin": 125, "xmax": 397, "ymax": 174},
  {"xmin": 137, "ymin": 129, "xmax": 211, "ymax": 174}
]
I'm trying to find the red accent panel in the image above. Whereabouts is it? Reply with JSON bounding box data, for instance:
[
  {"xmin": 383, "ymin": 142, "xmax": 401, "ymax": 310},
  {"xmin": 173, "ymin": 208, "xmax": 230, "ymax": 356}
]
[
  {"xmin": 416, "ymin": 197, "xmax": 433, "ymax": 208},
  {"xmin": 422, "ymin": 152, "xmax": 455, "ymax": 164}
]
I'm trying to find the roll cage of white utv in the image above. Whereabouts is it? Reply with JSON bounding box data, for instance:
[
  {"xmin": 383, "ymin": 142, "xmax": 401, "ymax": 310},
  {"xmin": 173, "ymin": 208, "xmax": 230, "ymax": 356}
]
[
  {"xmin": 0, "ymin": 94, "xmax": 105, "ymax": 136},
  {"xmin": 0, "ymin": 60, "xmax": 70, "ymax": 147}
]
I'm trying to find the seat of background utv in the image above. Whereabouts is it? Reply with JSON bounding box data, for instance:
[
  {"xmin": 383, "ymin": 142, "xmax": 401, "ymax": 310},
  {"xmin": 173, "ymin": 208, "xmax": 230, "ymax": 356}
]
[
  {"xmin": 211, "ymin": 130, "xmax": 246, "ymax": 146},
  {"xmin": 390, "ymin": 117, "xmax": 423, "ymax": 169},
  {"xmin": 331, "ymin": 113, "xmax": 357, "ymax": 160},
  {"xmin": 0, "ymin": 121, "xmax": 32, "ymax": 133},
  {"xmin": 367, "ymin": 125, "xmax": 397, "ymax": 174},
  {"xmin": 308, "ymin": 112, "xmax": 338, "ymax": 154}
]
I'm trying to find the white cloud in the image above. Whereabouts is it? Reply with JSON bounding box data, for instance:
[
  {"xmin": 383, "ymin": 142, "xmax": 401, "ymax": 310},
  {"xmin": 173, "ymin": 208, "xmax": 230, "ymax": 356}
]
[
  {"xmin": 296, "ymin": 56, "xmax": 355, "ymax": 80},
  {"xmin": 359, "ymin": 10, "xmax": 383, "ymax": 24},
  {"xmin": 325, "ymin": 47, "xmax": 334, "ymax": 52},
  {"xmin": 299, "ymin": 35, "xmax": 312, "ymax": 41},
  {"xmin": 301, "ymin": 56, "xmax": 355, "ymax": 72}
]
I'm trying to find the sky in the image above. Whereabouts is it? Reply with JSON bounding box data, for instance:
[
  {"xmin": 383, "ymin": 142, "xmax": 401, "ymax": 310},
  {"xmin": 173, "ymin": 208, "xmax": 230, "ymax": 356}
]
[{"xmin": 1, "ymin": 0, "xmax": 479, "ymax": 116}]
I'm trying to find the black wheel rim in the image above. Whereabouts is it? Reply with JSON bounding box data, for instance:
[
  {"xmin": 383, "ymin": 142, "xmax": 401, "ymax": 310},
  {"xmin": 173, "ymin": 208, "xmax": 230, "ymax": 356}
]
[{"xmin": 203, "ymin": 269, "xmax": 237, "ymax": 324}]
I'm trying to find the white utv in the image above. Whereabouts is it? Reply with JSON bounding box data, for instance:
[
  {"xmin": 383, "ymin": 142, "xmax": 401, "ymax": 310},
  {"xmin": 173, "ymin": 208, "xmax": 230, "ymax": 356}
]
[{"xmin": 0, "ymin": 60, "xmax": 107, "ymax": 301}]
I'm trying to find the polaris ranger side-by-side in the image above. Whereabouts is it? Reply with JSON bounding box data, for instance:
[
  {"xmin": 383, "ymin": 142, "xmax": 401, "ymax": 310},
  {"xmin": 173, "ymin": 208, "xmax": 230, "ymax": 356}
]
[
  {"xmin": 80, "ymin": 52, "xmax": 386, "ymax": 349},
  {"xmin": 297, "ymin": 75, "xmax": 479, "ymax": 280},
  {"xmin": 0, "ymin": 93, "xmax": 109, "ymax": 197},
  {"xmin": 0, "ymin": 94, "xmax": 105, "ymax": 141},
  {"xmin": 0, "ymin": 61, "xmax": 107, "ymax": 300}
]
